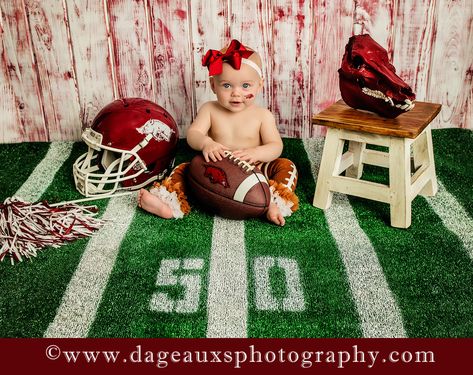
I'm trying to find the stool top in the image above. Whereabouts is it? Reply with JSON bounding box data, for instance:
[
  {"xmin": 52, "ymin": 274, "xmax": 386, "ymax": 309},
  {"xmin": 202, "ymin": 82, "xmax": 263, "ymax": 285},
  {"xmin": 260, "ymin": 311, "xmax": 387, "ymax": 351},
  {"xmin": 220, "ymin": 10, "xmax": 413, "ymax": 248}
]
[{"xmin": 312, "ymin": 100, "xmax": 441, "ymax": 138}]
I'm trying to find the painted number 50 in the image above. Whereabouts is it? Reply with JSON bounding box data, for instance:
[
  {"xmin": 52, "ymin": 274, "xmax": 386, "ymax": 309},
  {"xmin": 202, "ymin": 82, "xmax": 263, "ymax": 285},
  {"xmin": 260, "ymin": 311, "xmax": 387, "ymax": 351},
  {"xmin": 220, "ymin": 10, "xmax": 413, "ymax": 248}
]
[{"xmin": 149, "ymin": 256, "xmax": 305, "ymax": 314}]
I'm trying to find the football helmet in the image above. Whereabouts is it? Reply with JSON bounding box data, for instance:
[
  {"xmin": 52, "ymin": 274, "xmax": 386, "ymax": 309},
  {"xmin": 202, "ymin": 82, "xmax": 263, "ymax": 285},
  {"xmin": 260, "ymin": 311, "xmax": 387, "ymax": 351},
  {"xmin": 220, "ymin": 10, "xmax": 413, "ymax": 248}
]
[{"xmin": 73, "ymin": 98, "xmax": 179, "ymax": 197}]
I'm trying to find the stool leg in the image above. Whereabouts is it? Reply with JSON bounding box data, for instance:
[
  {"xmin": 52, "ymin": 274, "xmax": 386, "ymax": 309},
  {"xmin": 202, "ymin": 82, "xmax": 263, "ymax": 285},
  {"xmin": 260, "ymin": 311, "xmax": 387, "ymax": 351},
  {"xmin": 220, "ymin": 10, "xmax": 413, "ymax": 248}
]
[
  {"xmin": 413, "ymin": 126, "xmax": 438, "ymax": 196},
  {"xmin": 345, "ymin": 141, "xmax": 366, "ymax": 179},
  {"xmin": 389, "ymin": 137, "xmax": 411, "ymax": 228},
  {"xmin": 313, "ymin": 128, "xmax": 345, "ymax": 209}
]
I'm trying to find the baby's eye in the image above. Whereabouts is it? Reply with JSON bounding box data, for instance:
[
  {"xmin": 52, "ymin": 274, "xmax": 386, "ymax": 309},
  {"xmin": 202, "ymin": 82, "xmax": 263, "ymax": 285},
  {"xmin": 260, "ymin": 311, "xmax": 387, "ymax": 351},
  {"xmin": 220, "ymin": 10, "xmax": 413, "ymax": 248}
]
[
  {"xmin": 222, "ymin": 83, "xmax": 231, "ymax": 88},
  {"xmin": 242, "ymin": 83, "xmax": 251, "ymax": 89}
]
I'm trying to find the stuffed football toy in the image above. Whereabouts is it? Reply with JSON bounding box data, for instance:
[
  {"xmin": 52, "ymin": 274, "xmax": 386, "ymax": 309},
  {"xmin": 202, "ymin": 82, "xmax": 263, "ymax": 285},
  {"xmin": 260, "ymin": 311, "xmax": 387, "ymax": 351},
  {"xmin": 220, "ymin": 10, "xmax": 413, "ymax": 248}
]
[{"xmin": 187, "ymin": 151, "xmax": 271, "ymax": 219}]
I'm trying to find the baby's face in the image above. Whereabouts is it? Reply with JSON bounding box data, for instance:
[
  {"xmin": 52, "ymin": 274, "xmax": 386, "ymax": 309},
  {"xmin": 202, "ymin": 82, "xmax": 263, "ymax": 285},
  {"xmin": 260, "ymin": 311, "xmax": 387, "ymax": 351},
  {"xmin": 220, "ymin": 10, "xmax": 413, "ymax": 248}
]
[{"xmin": 211, "ymin": 62, "xmax": 263, "ymax": 113}]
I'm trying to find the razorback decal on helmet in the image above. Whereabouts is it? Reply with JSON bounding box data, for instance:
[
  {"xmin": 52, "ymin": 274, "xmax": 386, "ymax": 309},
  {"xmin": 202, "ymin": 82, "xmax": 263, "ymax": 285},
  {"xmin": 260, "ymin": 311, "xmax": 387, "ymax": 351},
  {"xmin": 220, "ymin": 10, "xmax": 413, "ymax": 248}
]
[
  {"xmin": 204, "ymin": 165, "xmax": 229, "ymax": 188},
  {"xmin": 136, "ymin": 119, "xmax": 176, "ymax": 142}
]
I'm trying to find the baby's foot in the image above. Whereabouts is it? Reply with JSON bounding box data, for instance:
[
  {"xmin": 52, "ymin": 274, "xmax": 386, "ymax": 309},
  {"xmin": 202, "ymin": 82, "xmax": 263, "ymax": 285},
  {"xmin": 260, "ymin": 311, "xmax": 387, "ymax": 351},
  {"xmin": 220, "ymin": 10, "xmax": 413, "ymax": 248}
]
[
  {"xmin": 138, "ymin": 189, "xmax": 173, "ymax": 219},
  {"xmin": 266, "ymin": 202, "xmax": 285, "ymax": 226}
]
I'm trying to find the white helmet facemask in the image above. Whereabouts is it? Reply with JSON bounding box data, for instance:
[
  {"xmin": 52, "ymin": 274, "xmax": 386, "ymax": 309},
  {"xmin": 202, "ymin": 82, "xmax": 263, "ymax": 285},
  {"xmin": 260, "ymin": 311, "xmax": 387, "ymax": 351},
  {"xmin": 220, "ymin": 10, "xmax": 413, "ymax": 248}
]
[{"xmin": 73, "ymin": 128, "xmax": 151, "ymax": 197}]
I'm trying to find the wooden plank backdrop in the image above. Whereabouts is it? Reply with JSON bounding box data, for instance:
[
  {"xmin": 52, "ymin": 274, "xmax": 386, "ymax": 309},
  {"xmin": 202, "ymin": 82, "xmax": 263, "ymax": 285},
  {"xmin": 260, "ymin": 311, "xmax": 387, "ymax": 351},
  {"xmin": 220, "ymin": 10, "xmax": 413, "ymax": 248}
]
[
  {"xmin": 24, "ymin": 0, "xmax": 82, "ymax": 141},
  {"xmin": 0, "ymin": 0, "xmax": 472, "ymax": 142}
]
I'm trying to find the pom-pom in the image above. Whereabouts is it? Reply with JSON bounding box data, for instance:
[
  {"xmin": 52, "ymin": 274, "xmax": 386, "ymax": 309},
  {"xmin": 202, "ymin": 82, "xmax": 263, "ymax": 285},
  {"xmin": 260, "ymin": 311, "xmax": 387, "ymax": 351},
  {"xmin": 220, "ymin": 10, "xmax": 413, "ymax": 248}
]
[{"xmin": 0, "ymin": 197, "xmax": 105, "ymax": 264}]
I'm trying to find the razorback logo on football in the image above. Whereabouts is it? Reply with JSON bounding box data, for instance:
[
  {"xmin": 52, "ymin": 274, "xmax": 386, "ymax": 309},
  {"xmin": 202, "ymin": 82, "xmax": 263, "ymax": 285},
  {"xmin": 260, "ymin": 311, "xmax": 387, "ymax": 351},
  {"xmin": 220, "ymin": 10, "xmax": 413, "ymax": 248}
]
[{"xmin": 204, "ymin": 165, "xmax": 229, "ymax": 188}]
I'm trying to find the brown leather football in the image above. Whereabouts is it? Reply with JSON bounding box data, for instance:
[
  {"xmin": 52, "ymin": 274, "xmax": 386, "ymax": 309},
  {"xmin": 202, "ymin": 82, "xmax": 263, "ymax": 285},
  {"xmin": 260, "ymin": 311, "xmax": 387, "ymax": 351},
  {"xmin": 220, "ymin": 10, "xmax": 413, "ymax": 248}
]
[{"xmin": 187, "ymin": 151, "xmax": 271, "ymax": 219}]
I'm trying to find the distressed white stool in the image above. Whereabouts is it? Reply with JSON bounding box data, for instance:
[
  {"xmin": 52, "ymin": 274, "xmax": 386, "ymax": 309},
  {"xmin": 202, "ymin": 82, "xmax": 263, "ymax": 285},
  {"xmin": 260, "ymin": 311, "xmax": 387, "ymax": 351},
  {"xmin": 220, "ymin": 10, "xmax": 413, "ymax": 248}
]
[{"xmin": 312, "ymin": 100, "xmax": 441, "ymax": 228}]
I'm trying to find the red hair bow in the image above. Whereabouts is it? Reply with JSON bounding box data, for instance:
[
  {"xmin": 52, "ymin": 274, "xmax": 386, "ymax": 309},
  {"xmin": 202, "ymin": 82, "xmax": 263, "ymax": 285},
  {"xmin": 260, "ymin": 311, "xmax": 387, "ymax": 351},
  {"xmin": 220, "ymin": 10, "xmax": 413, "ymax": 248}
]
[{"xmin": 202, "ymin": 39, "xmax": 254, "ymax": 76}]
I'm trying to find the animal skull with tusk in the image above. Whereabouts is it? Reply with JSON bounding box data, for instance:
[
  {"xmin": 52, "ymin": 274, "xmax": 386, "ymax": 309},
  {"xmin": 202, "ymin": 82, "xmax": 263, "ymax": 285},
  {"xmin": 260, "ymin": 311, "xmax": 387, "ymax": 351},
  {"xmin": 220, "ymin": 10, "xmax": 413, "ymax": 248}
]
[{"xmin": 338, "ymin": 34, "xmax": 416, "ymax": 118}]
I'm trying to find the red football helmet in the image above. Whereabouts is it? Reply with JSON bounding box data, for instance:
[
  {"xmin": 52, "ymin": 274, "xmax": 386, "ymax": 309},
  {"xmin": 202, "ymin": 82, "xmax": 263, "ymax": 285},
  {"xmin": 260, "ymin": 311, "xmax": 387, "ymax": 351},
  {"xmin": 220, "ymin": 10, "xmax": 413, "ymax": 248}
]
[{"xmin": 73, "ymin": 98, "xmax": 179, "ymax": 197}]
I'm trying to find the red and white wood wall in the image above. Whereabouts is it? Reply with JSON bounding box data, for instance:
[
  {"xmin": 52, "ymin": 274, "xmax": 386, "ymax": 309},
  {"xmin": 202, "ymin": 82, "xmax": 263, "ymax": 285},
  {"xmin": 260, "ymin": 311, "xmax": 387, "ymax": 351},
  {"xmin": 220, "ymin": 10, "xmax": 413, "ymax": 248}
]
[{"xmin": 1, "ymin": 0, "xmax": 472, "ymax": 142}]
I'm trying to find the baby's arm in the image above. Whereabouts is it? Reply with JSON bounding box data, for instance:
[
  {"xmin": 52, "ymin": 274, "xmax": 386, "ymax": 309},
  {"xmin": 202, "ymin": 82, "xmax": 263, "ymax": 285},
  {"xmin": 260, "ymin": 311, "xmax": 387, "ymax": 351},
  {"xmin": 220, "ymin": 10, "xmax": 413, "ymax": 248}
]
[
  {"xmin": 187, "ymin": 102, "xmax": 228, "ymax": 162},
  {"xmin": 233, "ymin": 109, "xmax": 283, "ymax": 164}
]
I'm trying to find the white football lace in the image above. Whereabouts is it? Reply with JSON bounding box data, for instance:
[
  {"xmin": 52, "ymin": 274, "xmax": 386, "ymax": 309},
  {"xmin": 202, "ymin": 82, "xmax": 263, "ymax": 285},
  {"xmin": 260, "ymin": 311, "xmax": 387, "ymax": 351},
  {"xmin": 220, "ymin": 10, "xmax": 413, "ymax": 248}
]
[{"xmin": 224, "ymin": 151, "xmax": 255, "ymax": 173}]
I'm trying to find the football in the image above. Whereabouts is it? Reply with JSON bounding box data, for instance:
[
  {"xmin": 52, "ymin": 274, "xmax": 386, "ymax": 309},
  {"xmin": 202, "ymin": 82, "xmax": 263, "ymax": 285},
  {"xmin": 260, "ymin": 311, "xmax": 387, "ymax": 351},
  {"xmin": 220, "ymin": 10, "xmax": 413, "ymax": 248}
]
[{"xmin": 187, "ymin": 151, "xmax": 271, "ymax": 219}]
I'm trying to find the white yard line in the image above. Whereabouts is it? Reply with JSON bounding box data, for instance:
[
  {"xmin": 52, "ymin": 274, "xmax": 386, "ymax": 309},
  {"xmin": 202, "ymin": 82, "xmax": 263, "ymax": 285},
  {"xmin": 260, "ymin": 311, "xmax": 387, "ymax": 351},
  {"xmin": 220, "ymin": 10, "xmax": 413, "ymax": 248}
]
[
  {"xmin": 14, "ymin": 142, "xmax": 74, "ymax": 202},
  {"xmin": 44, "ymin": 193, "xmax": 137, "ymax": 338},
  {"xmin": 427, "ymin": 181, "xmax": 473, "ymax": 261},
  {"xmin": 303, "ymin": 138, "xmax": 406, "ymax": 338},
  {"xmin": 206, "ymin": 217, "xmax": 248, "ymax": 338}
]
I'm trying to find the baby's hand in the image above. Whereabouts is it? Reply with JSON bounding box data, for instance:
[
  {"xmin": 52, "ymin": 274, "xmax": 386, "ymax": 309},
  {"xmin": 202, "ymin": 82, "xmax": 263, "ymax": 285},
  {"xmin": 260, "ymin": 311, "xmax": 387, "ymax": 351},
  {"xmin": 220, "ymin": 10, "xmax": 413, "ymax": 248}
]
[
  {"xmin": 232, "ymin": 148, "xmax": 260, "ymax": 165},
  {"xmin": 202, "ymin": 139, "xmax": 228, "ymax": 162}
]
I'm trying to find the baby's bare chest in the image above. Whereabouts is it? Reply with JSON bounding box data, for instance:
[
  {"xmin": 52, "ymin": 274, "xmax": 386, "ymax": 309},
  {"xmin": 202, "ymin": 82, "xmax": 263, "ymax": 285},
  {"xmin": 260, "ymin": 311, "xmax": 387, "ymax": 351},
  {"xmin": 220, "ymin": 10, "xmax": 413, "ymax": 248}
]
[{"xmin": 209, "ymin": 118, "xmax": 262, "ymax": 148}]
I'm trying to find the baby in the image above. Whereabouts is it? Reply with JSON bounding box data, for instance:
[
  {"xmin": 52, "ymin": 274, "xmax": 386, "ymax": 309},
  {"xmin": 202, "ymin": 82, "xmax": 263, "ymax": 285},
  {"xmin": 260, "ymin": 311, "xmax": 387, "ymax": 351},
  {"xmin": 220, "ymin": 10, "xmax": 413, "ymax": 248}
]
[{"xmin": 139, "ymin": 39, "xmax": 298, "ymax": 226}]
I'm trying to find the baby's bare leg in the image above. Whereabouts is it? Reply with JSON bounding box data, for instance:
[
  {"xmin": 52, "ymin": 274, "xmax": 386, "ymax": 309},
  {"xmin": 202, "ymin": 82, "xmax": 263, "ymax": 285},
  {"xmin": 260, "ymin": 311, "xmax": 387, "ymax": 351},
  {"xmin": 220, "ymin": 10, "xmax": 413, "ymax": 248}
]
[{"xmin": 138, "ymin": 189, "xmax": 173, "ymax": 219}]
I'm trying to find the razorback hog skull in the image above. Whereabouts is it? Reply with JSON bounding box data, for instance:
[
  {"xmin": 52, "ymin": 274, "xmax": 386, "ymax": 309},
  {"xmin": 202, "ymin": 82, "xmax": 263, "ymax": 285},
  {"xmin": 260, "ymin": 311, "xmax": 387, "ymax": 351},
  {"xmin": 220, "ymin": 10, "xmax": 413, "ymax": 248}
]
[{"xmin": 338, "ymin": 34, "xmax": 415, "ymax": 118}]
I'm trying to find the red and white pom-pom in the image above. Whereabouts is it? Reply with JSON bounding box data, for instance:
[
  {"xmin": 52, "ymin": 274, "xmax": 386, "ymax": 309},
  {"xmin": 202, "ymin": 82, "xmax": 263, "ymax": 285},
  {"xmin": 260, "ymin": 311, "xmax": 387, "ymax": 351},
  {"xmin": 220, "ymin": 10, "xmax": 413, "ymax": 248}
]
[{"xmin": 0, "ymin": 197, "xmax": 106, "ymax": 264}]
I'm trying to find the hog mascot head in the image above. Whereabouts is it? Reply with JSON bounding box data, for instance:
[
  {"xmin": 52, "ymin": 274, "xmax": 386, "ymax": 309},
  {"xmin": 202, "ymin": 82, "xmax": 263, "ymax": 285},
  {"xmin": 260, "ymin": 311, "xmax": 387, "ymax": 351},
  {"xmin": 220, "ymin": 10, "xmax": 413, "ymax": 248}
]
[{"xmin": 338, "ymin": 34, "xmax": 415, "ymax": 118}]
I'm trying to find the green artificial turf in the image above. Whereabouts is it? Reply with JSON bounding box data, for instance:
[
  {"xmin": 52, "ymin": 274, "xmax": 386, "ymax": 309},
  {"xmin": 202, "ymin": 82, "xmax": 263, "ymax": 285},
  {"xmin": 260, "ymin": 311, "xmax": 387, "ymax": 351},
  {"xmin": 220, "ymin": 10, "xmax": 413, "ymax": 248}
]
[
  {"xmin": 348, "ymin": 128, "xmax": 473, "ymax": 337},
  {"xmin": 88, "ymin": 142, "xmax": 213, "ymax": 338},
  {"xmin": 0, "ymin": 142, "xmax": 108, "ymax": 337},
  {"xmin": 0, "ymin": 142, "xmax": 50, "ymax": 199},
  {"xmin": 245, "ymin": 139, "xmax": 361, "ymax": 337},
  {"xmin": 0, "ymin": 129, "xmax": 472, "ymax": 338}
]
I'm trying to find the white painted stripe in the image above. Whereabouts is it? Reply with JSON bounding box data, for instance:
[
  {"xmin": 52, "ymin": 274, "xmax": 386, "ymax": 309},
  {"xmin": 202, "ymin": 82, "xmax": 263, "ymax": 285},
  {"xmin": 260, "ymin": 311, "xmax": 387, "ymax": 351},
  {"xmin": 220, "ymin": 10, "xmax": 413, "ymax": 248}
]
[
  {"xmin": 303, "ymin": 138, "xmax": 406, "ymax": 338},
  {"xmin": 426, "ymin": 181, "xmax": 473, "ymax": 260},
  {"xmin": 15, "ymin": 142, "xmax": 74, "ymax": 202},
  {"xmin": 44, "ymin": 194, "xmax": 137, "ymax": 338},
  {"xmin": 206, "ymin": 217, "xmax": 247, "ymax": 338},
  {"xmin": 233, "ymin": 173, "xmax": 267, "ymax": 202}
]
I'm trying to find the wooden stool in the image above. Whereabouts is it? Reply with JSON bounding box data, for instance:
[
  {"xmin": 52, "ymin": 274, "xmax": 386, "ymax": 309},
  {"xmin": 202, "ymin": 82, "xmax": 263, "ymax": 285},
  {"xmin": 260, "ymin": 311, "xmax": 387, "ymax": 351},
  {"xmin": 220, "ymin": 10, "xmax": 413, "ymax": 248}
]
[{"xmin": 312, "ymin": 100, "xmax": 441, "ymax": 228}]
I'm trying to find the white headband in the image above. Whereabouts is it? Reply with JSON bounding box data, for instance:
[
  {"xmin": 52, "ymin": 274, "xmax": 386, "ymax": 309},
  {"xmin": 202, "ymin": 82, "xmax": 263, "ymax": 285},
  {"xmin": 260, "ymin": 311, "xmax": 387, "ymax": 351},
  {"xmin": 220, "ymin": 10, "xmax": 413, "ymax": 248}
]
[{"xmin": 241, "ymin": 58, "xmax": 263, "ymax": 78}]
